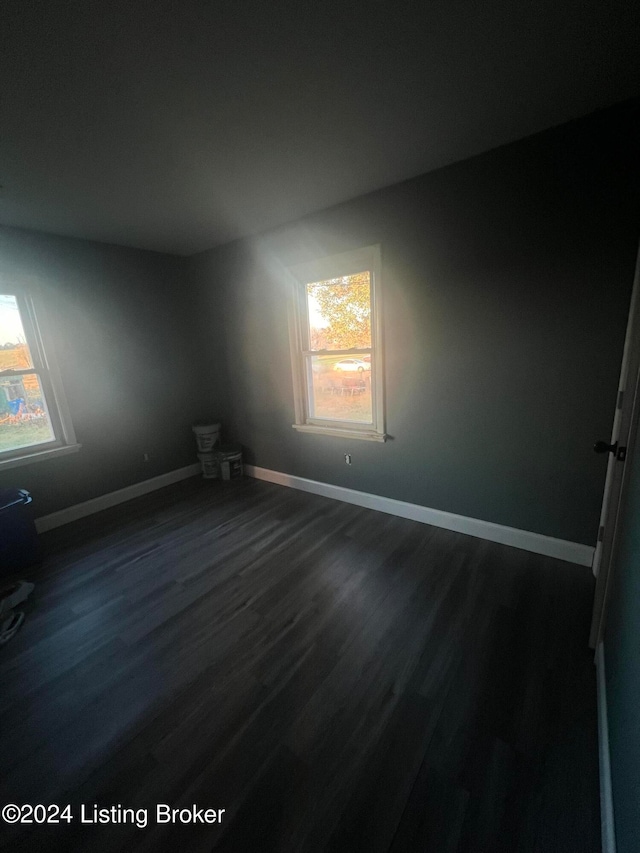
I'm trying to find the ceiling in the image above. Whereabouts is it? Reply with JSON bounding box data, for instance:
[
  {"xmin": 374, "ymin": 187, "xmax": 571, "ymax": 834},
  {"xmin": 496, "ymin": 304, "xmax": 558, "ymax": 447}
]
[{"xmin": 1, "ymin": 1, "xmax": 639, "ymax": 256}]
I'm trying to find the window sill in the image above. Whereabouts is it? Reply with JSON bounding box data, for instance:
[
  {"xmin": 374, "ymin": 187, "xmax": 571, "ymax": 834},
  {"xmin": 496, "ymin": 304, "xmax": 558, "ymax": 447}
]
[
  {"xmin": 0, "ymin": 443, "xmax": 82, "ymax": 471},
  {"xmin": 292, "ymin": 424, "xmax": 386, "ymax": 442}
]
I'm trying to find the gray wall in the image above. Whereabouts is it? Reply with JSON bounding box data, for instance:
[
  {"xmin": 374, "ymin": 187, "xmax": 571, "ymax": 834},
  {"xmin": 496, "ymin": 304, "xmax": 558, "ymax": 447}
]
[
  {"xmin": 0, "ymin": 226, "xmax": 210, "ymax": 517},
  {"xmin": 604, "ymin": 406, "xmax": 640, "ymax": 853},
  {"xmin": 191, "ymin": 104, "xmax": 640, "ymax": 545},
  {"xmin": 1, "ymin": 104, "xmax": 638, "ymax": 539}
]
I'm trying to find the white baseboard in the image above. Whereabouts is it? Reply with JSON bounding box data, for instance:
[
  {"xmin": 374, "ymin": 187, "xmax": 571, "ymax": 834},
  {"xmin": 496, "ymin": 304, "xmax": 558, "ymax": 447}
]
[
  {"xmin": 34, "ymin": 460, "xmax": 596, "ymax": 566},
  {"xmin": 245, "ymin": 465, "xmax": 595, "ymax": 567},
  {"xmin": 596, "ymin": 642, "xmax": 616, "ymax": 853},
  {"xmin": 35, "ymin": 463, "xmax": 201, "ymax": 533}
]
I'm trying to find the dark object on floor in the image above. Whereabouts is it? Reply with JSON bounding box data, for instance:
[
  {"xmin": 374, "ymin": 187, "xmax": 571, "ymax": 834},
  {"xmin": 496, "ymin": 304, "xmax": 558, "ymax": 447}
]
[
  {"xmin": 0, "ymin": 580, "xmax": 35, "ymax": 644},
  {"xmin": 0, "ymin": 488, "xmax": 41, "ymax": 574}
]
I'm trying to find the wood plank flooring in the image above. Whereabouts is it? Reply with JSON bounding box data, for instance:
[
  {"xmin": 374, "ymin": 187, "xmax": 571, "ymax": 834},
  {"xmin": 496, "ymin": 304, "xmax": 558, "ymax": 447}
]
[{"xmin": 0, "ymin": 477, "xmax": 600, "ymax": 852}]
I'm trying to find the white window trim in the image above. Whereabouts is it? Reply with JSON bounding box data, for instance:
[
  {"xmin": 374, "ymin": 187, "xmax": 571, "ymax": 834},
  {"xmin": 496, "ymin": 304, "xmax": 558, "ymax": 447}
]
[
  {"xmin": 288, "ymin": 245, "xmax": 386, "ymax": 442},
  {"xmin": 0, "ymin": 289, "xmax": 80, "ymax": 469}
]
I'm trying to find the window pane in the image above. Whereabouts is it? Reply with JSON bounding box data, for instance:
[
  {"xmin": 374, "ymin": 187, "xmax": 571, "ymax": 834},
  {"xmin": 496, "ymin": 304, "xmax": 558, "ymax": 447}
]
[
  {"xmin": 307, "ymin": 354, "xmax": 372, "ymax": 423},
  {"xmin": 306, "ymin": 271, "xmax": 371, "ymax": 351},
  {"xmin": 0, "ymin": 373, "xmax": 55, "ymax": 453},
  {"xmin": 0, "ymin": 294, "xmax": 34, "ymax": 368}
]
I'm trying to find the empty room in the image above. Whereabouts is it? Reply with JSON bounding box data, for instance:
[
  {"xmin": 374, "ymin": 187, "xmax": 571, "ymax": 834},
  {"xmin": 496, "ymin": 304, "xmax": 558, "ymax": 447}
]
[{"xmin": 1, "ymin": 2, "xmax": 639, "ymax": 852}]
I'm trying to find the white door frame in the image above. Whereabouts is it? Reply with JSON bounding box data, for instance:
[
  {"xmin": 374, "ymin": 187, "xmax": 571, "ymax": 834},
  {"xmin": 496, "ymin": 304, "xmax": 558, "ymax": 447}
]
[{"xmin": 590, "ymin": 242, "xmax": 640, "ymax": 649}]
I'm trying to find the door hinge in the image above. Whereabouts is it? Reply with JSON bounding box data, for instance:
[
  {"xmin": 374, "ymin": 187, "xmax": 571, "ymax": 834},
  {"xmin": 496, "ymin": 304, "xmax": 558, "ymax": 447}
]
[
  {"xmin": 617, "ymin": 445, "xmax": 627, "ymax": 462},
  {"xmin": 598, "ymin": 525, "xmax": 605, "ymax": 542},
  {"xmin": 617, "ymin": 389, "xmax": 624, "ymax": 409}
]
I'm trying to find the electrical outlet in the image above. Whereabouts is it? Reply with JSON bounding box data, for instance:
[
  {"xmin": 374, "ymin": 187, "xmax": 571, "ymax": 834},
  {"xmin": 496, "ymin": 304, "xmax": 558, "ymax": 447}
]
[
  {"xmin": 344, "ymin": 453, "xmax": 352, "ymax": 465},
  {"xmin": 143, "ymin": 453, "xmax": 150, "ymax": 462}
]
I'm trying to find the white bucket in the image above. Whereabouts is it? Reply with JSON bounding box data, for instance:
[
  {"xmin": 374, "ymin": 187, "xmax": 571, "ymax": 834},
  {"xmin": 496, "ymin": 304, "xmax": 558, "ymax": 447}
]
[
  {"xmin": 197, "ymin": 452, "xmax": 219, "ymax": 479},
  {"xmin": 192, "ymin": 422, "xmax": 221, "ymax": 452}
]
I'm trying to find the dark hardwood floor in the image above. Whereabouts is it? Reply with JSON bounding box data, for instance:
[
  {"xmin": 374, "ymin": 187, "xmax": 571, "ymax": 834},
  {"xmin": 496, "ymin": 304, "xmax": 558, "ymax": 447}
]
[{"xmin": 0, "ymin": 476, "xmax": 600, "ymax": 852}]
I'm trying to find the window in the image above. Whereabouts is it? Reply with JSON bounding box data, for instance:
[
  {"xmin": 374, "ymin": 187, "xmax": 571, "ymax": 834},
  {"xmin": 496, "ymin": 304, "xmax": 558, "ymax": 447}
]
[
  {"xmin": 288, "ymin": 245, "xmax": 385, "ymax": 441},
  {"xmin": 0, "ymin": 291, "xmax": 79, "ymax": 468}
]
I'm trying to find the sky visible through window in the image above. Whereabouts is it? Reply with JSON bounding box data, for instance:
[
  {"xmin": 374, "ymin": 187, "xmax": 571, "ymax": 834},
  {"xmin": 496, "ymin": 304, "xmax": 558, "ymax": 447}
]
[{"xmin": 0, "ymin": 294, "xmax": 26, "ymax": 345}]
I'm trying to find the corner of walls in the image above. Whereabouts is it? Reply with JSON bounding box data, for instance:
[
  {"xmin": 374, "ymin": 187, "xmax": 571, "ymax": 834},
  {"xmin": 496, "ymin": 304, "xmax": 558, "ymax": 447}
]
[
  {"xmin": 0, "ymin": 226, "xmax": 203, "ymax": 517},
  {"xmin": 191, "ymin": 107, "xmax": 639, "ymax": 545}
]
